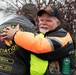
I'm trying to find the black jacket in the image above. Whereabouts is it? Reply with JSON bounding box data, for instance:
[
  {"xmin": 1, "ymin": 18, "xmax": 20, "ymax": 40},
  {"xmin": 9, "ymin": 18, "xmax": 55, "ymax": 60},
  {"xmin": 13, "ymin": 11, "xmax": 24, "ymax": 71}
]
[{"xmin": 0, "ymin": 14, "xmax": 36, "ymax": 75}]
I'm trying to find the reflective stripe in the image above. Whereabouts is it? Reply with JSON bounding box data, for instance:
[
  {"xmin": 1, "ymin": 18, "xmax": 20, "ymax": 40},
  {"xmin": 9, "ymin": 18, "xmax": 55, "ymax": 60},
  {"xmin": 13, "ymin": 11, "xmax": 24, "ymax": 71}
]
[
  {"xmin": 47, "ymin": 33, "xmax": 72, "ymax": 48},
  {"xmin": 46, "ymin": 38, "xmax": 54, "ymax": 51},
  {"xmin": 47, "ymin": 37, "xmax": 62, "ymax": 46}
]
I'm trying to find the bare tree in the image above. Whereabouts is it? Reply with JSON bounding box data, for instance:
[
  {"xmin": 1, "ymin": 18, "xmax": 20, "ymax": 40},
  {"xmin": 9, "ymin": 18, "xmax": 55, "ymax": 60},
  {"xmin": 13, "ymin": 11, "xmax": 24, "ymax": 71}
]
[{"xmin": 0, "ymin": 0, "xmax": 76, "ymax": 42}]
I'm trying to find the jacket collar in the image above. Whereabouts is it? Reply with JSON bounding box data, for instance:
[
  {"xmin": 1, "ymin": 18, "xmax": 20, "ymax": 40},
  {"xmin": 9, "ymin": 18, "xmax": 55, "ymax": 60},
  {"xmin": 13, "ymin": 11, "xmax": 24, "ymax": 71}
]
[
  {"xmin": 24, "ymin": 14, "xmax": 36, "ymax": 26},
  {"xmin": 45, "ymin": 25, "xmax": 62, "ymax": 36}
]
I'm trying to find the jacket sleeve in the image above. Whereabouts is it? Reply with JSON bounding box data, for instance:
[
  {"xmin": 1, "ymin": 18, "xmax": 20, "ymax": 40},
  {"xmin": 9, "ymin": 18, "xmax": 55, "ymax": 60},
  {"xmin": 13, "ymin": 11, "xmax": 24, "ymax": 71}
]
[
  {"xmin": 14, "ymin": 31, "xmax": 73, "ymax": 54},
  {"xmin": 14, "ymin": 31, "xmax": 52, "ymax": 53}
]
